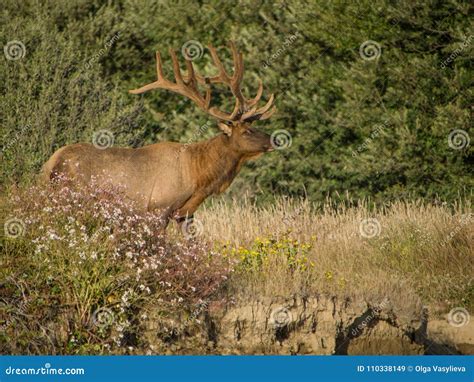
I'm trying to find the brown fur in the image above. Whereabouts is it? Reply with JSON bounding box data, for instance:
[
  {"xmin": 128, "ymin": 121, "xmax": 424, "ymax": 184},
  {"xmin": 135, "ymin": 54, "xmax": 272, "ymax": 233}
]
[{"xmin": 41, "ymin": 124, "xmax": 273, "ymax": 227}]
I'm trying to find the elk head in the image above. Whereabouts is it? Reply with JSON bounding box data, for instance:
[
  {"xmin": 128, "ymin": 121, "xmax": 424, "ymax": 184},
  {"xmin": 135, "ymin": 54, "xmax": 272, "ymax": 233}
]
[{"xmin": 129, "ymin": 41, "xmax": 276, "ymax": 156}]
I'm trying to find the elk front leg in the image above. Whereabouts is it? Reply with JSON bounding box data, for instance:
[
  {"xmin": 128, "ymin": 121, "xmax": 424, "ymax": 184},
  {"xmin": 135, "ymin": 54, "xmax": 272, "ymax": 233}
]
[{"xmin": 173, "ymin": 192, "xmax": 208, "ymax": 236}]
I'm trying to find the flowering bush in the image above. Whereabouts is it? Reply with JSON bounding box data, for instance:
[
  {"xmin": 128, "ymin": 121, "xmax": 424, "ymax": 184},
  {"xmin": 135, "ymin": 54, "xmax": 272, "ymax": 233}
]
[{"xmin": 2, "ymin": 177, "xmax": 231, "ymax": 354}]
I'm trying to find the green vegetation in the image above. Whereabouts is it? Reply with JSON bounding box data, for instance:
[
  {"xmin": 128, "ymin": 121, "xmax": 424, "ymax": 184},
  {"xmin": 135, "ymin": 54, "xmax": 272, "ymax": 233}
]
[
  {"xmin": 1, "ymin": 0, "xmax": 472, "ymax": 202},
  {"xmin": 220, "ymin": 234, "xmax": 316, "ymax": 272}
]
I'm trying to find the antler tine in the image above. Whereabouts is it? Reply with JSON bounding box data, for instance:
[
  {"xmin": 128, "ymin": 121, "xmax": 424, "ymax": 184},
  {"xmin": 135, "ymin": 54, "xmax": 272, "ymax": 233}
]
[
  {"xmin": 169, "ymin": 49, "xmax": 184, "ymax": 85},
  {"xmin": 185, "ymin": 58, "xmax": 212, "ymax": 110},
  {"xmin": 184, "ymin": 58, "xmax": 194, "ymax": 83},
  {"xmin": 185, "ymin": 62, "xmax": 211, "ymax": 110},
  {"xmin": 156, "ymin": 51, "xmax": 165, "ymax": 81},
  {"xmin": 242, "ymin": 94, "xmax": 275, "ymax": 121},
  {"xmin": 129, "ymin": 41, "xmax": 276, "ymax": 123},
  {"xmin": 194, "ymin": 43, "xmax": 241, "ymax": 84},
  {"xmin": 241, "ymin": 105, "xmax": 258, "ymax": 119},
  {"xmin": 208, "ymin": 44, "xmax": 230, "ymax": 81},
  {"xmin": 229, "ymin": 41, "xmax": 244, "ymax": 85},
  {"xmin": 228, "ymin": 41, "xmax": 246, "ymax": 118},
  {"xmin": 205, "ymin": 42, "xmax": 246, "ymax": 118},
  {"xmin": 258, "ymin": 106, "xmax": 276, "ymax": 120},
  {"xmin": 242, "ymin": 105, "xmax": 276, "ymax": 122},
  {"xmin": 204, "ymin": 87, "xmax": 211, "ymax": 109},
  {"xmin": 255, "ymin": 93, "xmax": 274, "ymax": 115},
  {"xmin": 129, "ymin": 51, "xmax": 168, "ymax": 94},
  {"xmin": 128, "ymin": 80, "xmax": 161, "ymax": 95},
  {"xmin": 246, "ymin": 79, "xmax": 263, "ymax": 108}
]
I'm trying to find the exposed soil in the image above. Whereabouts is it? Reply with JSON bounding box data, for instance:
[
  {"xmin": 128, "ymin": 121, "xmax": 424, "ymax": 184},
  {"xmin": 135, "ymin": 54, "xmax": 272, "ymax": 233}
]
[{"xmin": 143, "ymin": 295, "xmax": 472, "ymax": 355}]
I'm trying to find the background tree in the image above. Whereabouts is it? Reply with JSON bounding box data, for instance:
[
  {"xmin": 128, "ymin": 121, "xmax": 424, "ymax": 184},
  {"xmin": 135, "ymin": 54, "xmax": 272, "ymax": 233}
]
[{"xmin": 1, "ymin": 0, "xmax": 472, "ymax": 204}]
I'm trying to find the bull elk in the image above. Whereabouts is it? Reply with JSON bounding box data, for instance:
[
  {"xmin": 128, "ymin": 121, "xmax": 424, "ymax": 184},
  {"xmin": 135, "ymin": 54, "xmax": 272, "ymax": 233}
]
[{"xmin": 42, "ymin": 41, "xmax": 276, "ymax": 230}]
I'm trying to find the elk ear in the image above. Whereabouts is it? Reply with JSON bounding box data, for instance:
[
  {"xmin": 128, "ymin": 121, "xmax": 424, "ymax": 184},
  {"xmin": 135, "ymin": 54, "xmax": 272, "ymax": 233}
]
[{"xmin": 218, "ymin": 122, "xmax": 233, "ymax": 136}]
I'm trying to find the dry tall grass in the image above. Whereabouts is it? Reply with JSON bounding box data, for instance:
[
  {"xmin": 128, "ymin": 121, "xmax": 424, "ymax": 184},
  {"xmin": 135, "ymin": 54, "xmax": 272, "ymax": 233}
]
[{"xmin": 197, "ymin": 197, "xmax": 473, "ymax": 313}]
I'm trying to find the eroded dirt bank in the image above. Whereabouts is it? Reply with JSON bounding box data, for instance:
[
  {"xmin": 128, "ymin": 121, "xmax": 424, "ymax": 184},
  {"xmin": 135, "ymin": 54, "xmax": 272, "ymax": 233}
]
[{"xmin": 143, "ymin": 295, "xmax": 471, "ymax": 355}]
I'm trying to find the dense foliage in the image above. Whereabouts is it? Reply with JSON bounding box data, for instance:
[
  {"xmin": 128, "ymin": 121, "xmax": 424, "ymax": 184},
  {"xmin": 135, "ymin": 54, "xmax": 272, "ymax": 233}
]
[
  {"xmin": 1, "ymin": 0, "xmax": 472, "ymax": 203},
  {"xmin": 2, "ymin": 177, "xmax": 231, "ymax": 354}
]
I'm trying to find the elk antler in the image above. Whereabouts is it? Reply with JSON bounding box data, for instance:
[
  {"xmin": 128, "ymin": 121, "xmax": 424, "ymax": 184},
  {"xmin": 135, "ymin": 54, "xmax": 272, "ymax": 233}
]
[{"xmin": 129, "ymin": 41, "xmax": 275, "ymax": 123}]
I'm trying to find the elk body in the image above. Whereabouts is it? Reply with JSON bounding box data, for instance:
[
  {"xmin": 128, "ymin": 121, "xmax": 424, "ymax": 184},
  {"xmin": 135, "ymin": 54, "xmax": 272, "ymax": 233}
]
[{"xmin": 42, "ymin": 42, "xmax": 276, "ymax": 228}]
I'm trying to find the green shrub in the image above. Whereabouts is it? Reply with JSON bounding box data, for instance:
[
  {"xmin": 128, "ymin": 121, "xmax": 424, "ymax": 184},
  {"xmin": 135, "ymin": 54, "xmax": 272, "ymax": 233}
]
[{"xmin": 1, "ymin": 0, "xmax": 472, "ymax": 202}]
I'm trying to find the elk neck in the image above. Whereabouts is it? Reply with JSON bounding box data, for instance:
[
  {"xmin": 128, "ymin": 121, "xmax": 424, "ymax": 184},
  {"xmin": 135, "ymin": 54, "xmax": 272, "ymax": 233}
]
[{"xmin": 186, "ymin": 134, "xmax": 247, "ymax": 195}]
